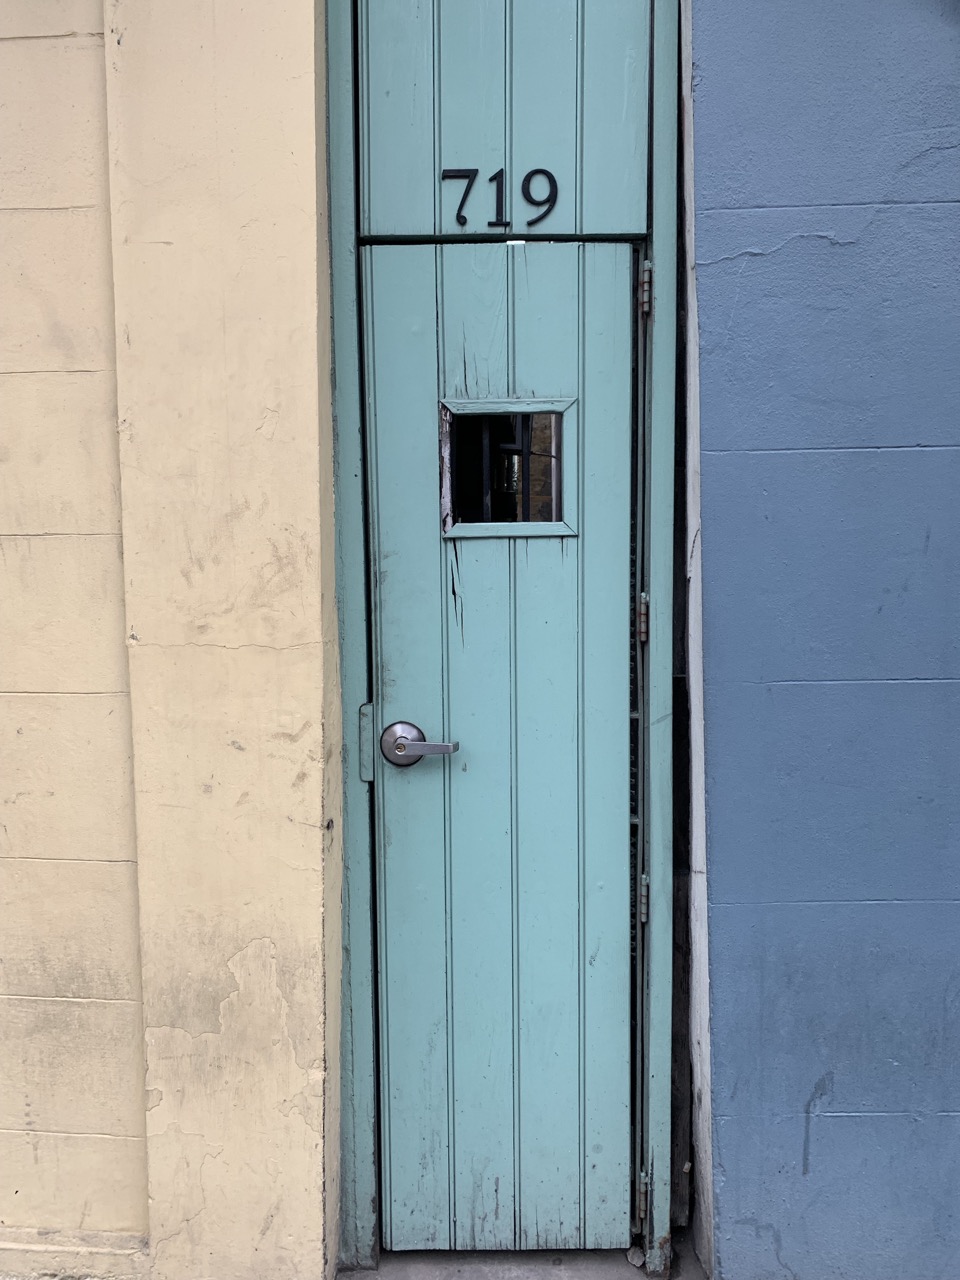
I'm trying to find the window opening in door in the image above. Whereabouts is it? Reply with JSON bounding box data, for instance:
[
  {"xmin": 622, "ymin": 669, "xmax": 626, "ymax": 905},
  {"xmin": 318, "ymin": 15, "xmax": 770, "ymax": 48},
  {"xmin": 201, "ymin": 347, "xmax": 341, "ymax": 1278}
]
[{"xmin": 446, "ymin": 410, "xmax": 562, "ymax": 524}]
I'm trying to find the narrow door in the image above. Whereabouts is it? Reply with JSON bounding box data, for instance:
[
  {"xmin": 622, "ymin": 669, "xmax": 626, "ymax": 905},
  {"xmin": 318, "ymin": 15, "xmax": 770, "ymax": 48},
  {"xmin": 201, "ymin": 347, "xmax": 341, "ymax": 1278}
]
[{"xmin": 364, "ymin": 241, "xmax": 637, "ymax": 1250}]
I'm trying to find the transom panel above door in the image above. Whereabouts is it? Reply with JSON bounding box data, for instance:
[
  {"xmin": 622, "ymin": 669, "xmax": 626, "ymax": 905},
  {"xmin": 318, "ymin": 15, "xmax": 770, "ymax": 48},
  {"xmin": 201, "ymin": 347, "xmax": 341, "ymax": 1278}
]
[
  {"xmin": 357, "ymin": 0, "xmax": 650, "ymax": 238},
  {"xmin": 363, "ymin": 242, "xmax": 637, "ymax": 1250}
]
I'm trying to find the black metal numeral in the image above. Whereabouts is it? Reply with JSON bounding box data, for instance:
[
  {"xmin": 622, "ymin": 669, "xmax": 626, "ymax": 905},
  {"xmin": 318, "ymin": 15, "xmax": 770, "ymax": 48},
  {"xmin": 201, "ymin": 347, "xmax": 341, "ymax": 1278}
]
[
  {"xmin": 440, "ymin": 165, "xmax": 558, "ymax": 228},
  {"xmin": 441, "ymin": 168, "xmax": 479, "ymax": 226},
  {"xmin": 487, "ymin": 168, "xmax": 511, "ymax": 228},
  {"xmin": 521, "ymin": 168, "xmax": 558, "ymax": 226}
]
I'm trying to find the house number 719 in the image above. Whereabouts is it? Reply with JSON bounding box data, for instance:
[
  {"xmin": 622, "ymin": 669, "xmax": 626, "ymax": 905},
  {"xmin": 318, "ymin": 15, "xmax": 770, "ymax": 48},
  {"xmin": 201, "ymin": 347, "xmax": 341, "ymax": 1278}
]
[{"xmin": 441, "ymin": 167, "xmax": 559, "ymax": 228}]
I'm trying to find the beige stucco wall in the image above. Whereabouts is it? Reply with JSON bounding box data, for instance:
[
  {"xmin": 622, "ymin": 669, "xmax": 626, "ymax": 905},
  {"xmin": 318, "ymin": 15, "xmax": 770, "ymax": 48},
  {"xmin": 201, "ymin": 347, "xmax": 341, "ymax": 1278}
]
[
  {"xmin": 1, "ymin": 1, "xmax": 342, "ymax": 1278},
  {"xmin": 0, "ymin": 1, "xmax": 149, "ymax": 1272}
]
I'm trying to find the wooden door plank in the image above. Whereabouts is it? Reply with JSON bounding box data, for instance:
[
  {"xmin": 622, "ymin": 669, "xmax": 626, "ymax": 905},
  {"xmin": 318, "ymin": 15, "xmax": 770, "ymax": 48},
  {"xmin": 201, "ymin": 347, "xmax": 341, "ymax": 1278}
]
[
  {"xmin": 514, "ymin": 535, "xmax": 583, "ymax": 1247},
  {"xmin": 510, "ymin": 0, "xmax": 578, "ymax": 235},
  {"xmin": 360, "ymin": 0, "xmax": 436, "ymax": 236},
  {"xmin": 365, "ymin": 246, "xmax": 451, "ymax": 1248},
  {"xmin": 440, "ymin": 244, "xmax": 509, "ymax": 401},
  {"xmin": 438, "ymin": 0, "xmax": 505, "ymax": 236},
  {"xmin": 511, "ymin": 243, "xmax": 580, "ymax": 527},
  {"xmin": 445, "ymin": 537, "xmax": 518, "ymax": 1249},
  {"xmin": 580, "ymin": 243, "xmax": 634, "ymax": 1245},
  {"xmin": 581, "ymin": 0, "xmax": 650, "ymax": 235},
  {"xmin": 511, "ymin": 242, "xmax": 579, "ymax": 398}
]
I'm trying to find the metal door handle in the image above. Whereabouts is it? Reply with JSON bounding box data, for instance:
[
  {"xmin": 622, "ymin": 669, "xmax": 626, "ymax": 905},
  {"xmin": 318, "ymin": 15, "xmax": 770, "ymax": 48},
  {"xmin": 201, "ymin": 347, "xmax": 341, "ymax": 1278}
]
[
  {"xmin": 380, "ymin": 721, "xmax": 459, "ymax": 767},
  {"xmin": 400, "ymin": 740, "xmax": 459, "ymax": 757}
]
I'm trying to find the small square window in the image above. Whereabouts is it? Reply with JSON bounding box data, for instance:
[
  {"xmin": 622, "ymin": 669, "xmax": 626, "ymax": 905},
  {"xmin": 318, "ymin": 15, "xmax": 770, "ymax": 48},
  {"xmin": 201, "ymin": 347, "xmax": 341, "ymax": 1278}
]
[{"xmin": 444, "ymin": 410, "xmax": 562, "ymax": 525}]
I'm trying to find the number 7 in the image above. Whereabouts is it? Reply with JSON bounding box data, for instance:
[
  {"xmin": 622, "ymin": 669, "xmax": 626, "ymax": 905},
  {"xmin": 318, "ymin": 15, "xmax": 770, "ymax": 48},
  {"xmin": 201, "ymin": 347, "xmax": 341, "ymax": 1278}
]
[{"xmin": 441, "ymin": 168, "xmax": 479, "ymax": 227}]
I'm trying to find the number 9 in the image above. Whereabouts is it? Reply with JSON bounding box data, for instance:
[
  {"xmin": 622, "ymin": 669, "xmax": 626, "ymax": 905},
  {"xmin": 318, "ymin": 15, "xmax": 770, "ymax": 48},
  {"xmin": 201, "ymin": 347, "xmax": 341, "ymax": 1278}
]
[{"xmin": 521, "ymin": 168, "xmax": 558, "ymax": 227}]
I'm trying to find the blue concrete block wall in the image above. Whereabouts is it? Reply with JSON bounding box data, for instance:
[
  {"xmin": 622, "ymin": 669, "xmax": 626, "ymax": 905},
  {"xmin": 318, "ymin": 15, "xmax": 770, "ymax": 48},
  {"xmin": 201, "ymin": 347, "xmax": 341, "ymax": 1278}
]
[{"xmin": 692, "ymin": 2, "xmax": 960, "ymax": 1276}]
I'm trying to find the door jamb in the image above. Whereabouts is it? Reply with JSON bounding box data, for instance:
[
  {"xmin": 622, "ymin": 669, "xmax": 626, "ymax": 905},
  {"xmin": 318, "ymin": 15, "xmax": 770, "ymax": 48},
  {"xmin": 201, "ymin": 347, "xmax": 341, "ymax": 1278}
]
[
  {"xmin": 327, "ymin": 0, "xmax": 680, "ymax": 1269},
  {"xmin": 327, "ymin": 0, "xmax": 378, "ymax": 1266},
  {"xmin": 641, "ymin": 0, "xmax": 679, "ymax": 1272}
]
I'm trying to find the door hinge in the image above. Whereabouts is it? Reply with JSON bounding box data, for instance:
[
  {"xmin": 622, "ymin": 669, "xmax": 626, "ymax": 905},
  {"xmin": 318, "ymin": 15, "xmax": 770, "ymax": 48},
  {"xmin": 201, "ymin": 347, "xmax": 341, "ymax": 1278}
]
[
  {"xmin": 636, "ymin": 1170, "xmax": 649, "ymax": 1223},
  {"xmin": 639, "ymin": 873, "xmax": 650, "ymax": 925},
  {"xmin": 640, "ymin": 261, "xmax": 652, "ymax": 315},
  {"xmin": 637, "ymin": 592, "xmax": 649, "ymax": 645}
]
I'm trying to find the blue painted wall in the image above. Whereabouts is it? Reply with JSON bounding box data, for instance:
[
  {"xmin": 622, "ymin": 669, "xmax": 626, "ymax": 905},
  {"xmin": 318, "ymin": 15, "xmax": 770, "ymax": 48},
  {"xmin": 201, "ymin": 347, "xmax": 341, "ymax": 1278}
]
[{"xmin": 692, "ymin": 2, "xmax": 960, "ymax": 1276}]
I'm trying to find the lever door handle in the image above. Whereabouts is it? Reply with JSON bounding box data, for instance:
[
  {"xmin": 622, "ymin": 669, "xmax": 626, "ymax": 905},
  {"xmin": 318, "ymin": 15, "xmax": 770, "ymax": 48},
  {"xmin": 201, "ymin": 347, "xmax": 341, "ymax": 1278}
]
[
  {"xmin": 399, "ymin": 739, "xmax": 459, "ymax": 757},
  {"xmin": 380, "ymin": 721, "xmax": 459, "ymax": 768}
]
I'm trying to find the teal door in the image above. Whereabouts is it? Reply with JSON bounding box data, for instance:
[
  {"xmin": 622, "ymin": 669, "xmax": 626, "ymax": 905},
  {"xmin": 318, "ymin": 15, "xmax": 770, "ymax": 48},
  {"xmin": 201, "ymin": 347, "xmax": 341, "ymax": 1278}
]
[{"xmin": 363, "ymin": 241, "xmax": 637, "ymax": 1250}]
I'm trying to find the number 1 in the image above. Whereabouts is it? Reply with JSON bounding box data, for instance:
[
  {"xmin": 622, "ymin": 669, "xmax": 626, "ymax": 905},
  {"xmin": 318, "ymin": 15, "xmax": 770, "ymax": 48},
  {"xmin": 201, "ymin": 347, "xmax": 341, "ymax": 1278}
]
[{"xmin": 487, "ymin": 168, "xmax": 511, "ymax": 229}]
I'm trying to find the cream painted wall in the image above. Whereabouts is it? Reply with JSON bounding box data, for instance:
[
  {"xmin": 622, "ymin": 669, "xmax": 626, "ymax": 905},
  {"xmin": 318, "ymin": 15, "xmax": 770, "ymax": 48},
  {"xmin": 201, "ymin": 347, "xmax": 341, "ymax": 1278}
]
[
  {"xmin": 0, "ymin": 3, "xmax": 149, "ymax": 1276},
  {"xmin": 104, "ymin": 1, "xmax": 342, "ymax": 1278},
  {"xmin": 1, "ymin": 1, "xmax": 342, "ymax": 1278}
]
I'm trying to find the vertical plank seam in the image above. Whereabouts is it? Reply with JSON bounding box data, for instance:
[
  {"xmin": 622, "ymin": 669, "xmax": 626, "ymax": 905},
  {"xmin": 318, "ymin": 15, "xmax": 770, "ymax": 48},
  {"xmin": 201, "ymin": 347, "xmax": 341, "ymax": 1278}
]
[
  {"xmin": 575, "ymin": 0, "xmax": 584, "ymax": 233},
  {"xmin": 441, "ymin": 536, "xmax": 457, "ymax": 1249},
  {"xmin": 505, "ymin": 244, "xmax": 521, "ymax": 1247},
  {"xmin": 437, "ymin": 245, "xmax": 458, "ymax": 1250},
  {"xmin": 432, "ymin": 0, "xmax": 441, "ymax": 234},
  {"xmin": 576, "ymin": 243, "xmax": 588, "ymax": 1247},
  {"xmin": 504, "ymin": 0, "xmax": 513, "ymax": 230},
  {"xmin": 509, "ymin": 535, "xmax": 522, "ymax": 1248},
  {"xmin": 359, "ymin": 0, "xmax": 369, "ymax": 232},
  {"xmin": 507, "ymin": 245, "xmax": 515, "ymax": 397}
]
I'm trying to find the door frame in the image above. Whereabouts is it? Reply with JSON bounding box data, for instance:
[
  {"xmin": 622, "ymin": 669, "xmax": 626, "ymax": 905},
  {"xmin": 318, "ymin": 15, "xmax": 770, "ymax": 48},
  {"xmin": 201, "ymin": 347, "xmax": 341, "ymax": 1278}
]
[{"xmin": 326, "ymin": 1, "xmax": 679, "ymax": 1271}]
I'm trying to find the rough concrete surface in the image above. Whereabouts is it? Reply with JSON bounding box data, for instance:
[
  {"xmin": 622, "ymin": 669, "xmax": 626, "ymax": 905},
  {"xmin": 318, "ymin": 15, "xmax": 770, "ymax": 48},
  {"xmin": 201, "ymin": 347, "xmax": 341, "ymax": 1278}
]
[{"xmin": 347, "ymin": 1235, "xmax": 707, "ymax": 1280}]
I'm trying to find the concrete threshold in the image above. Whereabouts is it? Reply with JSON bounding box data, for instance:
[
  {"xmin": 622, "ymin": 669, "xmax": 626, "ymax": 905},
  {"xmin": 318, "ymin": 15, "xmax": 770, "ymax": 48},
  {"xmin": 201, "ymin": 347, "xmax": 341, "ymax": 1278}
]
[{"xmin": 342, "ymin": 1232, "xmax": 706, "ymax": 1280}]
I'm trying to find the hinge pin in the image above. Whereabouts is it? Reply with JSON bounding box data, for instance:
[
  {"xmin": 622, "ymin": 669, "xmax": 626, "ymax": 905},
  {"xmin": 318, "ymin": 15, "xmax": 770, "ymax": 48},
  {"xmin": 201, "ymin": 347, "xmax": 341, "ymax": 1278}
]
[
  {"xmin": 640, "ymin": 261, "xmax": 652, "ymax": 315},
  {"xmin": 637, "ymin": 1170, "xmax": 649, "ymax": 1221},
  {"xmin": 639, "ymin": 873, "xmax": 650, "ymax": 925},
  {"xmin": 637, "ymin": 592, "xmax": 649, "ymax": 645}
]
